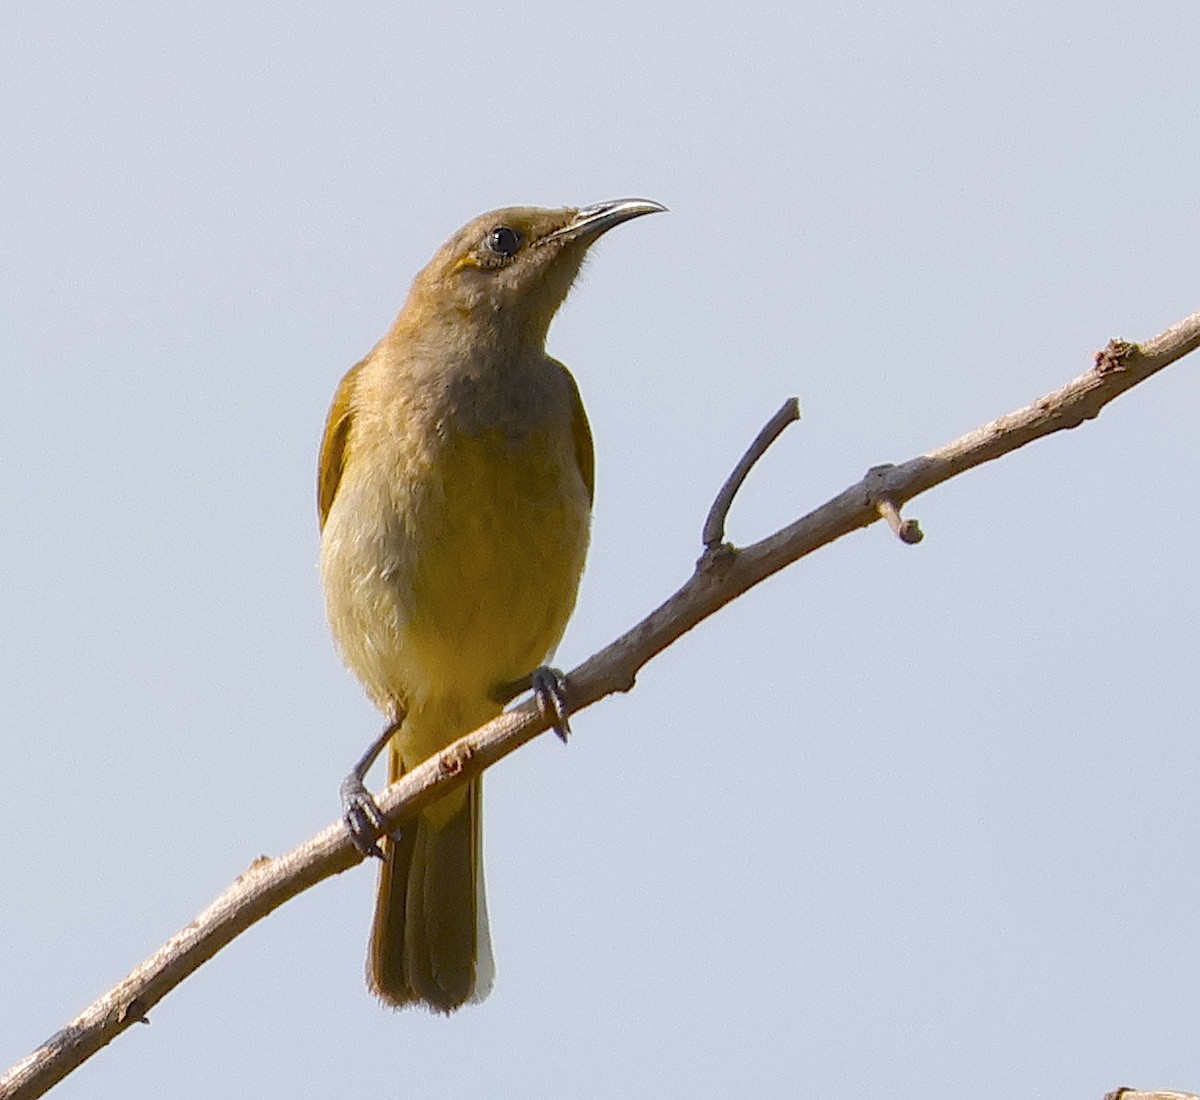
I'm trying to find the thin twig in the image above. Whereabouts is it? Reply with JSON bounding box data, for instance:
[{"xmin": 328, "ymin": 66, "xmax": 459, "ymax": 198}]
[
  {"xmin": 4, "ymin": 311, "xmax": 1200, "ymax": 1100},
  {"xmin": 876, "ymin": 496, "xmax": 923, "ymax": 543},
  {"xmin": 1104, "ymin": 1091, "xmax": 1200, "ymax": 1100},
  {"xmin": 701, "ymin": 397, "xmax": 801, "ymax": 550}
]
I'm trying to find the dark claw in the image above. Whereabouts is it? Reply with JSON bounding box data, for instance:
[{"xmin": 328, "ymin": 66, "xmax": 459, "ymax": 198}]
[
  {"xmin": 531, "ymin": 666, "xmax": 572, "ymax": 743},
  {"xmin": 340, "ymin": 715, "xmax": 405, "ymax": 859},
  {"xmin": 340, "ymin": 773, "xmax": 388, "ymax": 859}
]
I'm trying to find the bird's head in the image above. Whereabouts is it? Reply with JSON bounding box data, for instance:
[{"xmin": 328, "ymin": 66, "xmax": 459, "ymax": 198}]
[{"xmin": 402, "ymin": 199, "xmax": 666, "ymax": 348}]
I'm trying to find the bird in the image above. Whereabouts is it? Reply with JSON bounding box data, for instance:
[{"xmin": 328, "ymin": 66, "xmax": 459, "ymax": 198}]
[{"xmin": 317, "ymin": 198, "xmax": 665, "ymax": 1012}]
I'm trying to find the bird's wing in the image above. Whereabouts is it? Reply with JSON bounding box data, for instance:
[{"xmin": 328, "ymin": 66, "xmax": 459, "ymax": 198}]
[
  {"xmin": 562, "ymin": 365, "xmax": 595, "ymax": 506},
  {"xmin": 317, "ymin": 357, "xmax": 367, "ymax": 530}
]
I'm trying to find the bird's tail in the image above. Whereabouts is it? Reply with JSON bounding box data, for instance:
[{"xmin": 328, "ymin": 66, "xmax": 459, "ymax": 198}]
[{"xmin": 366, "ymin": 755, "xmax": 494, "ymax": 1012}]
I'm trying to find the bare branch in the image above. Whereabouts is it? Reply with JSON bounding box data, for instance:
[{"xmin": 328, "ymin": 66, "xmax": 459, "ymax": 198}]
[
  {"xmin": 4, "ymin": 309, "xmax": 1199, "ymax": 1100},
  {"xmin": 1104, "ymin": 1090, "xmax": 1200, "ymax": 1100}
]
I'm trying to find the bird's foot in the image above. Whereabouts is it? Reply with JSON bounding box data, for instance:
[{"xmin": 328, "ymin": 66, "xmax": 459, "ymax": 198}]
[
  {"xmin": 340, "ymin": 774, "xmax": 389, "ymax": 859},
  {"xmin": 340, "ymin": 715, "xmax": 404, "ymax": 859},
  {"xmin": 531, "ymin": 665, "xmax": 572, "ymax": 743}
]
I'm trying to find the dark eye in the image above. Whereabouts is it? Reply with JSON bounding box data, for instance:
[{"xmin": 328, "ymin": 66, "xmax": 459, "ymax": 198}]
[{"xmin": 487, "ymin": 225, "xmax": 523, "ymax": 257}]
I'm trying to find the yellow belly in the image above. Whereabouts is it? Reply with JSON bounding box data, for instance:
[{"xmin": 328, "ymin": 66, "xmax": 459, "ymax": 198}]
[{"xmin": 320, "ymin": 422, "xmax": 590, "ymax": 763}]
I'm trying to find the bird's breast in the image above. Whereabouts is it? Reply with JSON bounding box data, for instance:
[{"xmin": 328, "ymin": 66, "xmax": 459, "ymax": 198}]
[{"xmin": 320, "ymin": 370, "xmax": 590, "ymax": 717}]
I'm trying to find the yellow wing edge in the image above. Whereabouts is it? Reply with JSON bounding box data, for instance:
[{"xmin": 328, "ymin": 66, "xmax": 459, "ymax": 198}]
[{"xmin": 317, "ymin": 358, "xmax": 367, "ymax": 530}]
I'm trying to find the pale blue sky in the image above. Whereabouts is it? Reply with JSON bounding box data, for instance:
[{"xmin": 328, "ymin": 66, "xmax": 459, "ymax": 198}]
[{"xmin": 3, "ymin": 2, "xmax": 1199, "ymax": 1097}]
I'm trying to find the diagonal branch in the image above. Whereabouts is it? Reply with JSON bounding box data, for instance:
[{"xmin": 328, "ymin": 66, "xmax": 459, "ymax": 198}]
[{"xmin": 4, "ymin": 309, "xmax": 1199, "ymax": 1100}]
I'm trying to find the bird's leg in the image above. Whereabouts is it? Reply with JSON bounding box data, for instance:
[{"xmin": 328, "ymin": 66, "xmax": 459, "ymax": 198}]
[
  {"xmin": 530, "ymin": 666, "xmax": 572, "ymax": 743},
  {"xmin": 340, "ymin": 713, "xmax": 404, "ymax": 859}
]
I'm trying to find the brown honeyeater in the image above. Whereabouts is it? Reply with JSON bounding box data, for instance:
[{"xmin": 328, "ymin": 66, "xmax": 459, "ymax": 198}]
[{"xmin": 317, "ymin": 199, "xmax": 665, "ymax": 1011}]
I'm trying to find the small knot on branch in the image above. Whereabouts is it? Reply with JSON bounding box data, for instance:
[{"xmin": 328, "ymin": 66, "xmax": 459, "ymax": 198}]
[
  {"xmin": 1094, "ymin": 338, "xmax": 1137, "ymax": 375},
  {"xmin": 439, "ymin": 742, "xmax": 474, "ymax": 777},
  {"xmin": 118, "ymin": 998, "xmax": 150, "ymax": 1026},
  {"xmin": 697, "ymin": 541, "xmax": 738, "ymax": 575}
]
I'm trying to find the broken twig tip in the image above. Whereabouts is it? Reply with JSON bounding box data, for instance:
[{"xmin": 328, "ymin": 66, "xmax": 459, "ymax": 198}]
[
  {"xmin": 876, "ymin": 498, "xmax": 924, "ymax": 544},
  {"xmin": 864, "ymin": 466, "xmax": 923, "ymax": 544}
]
